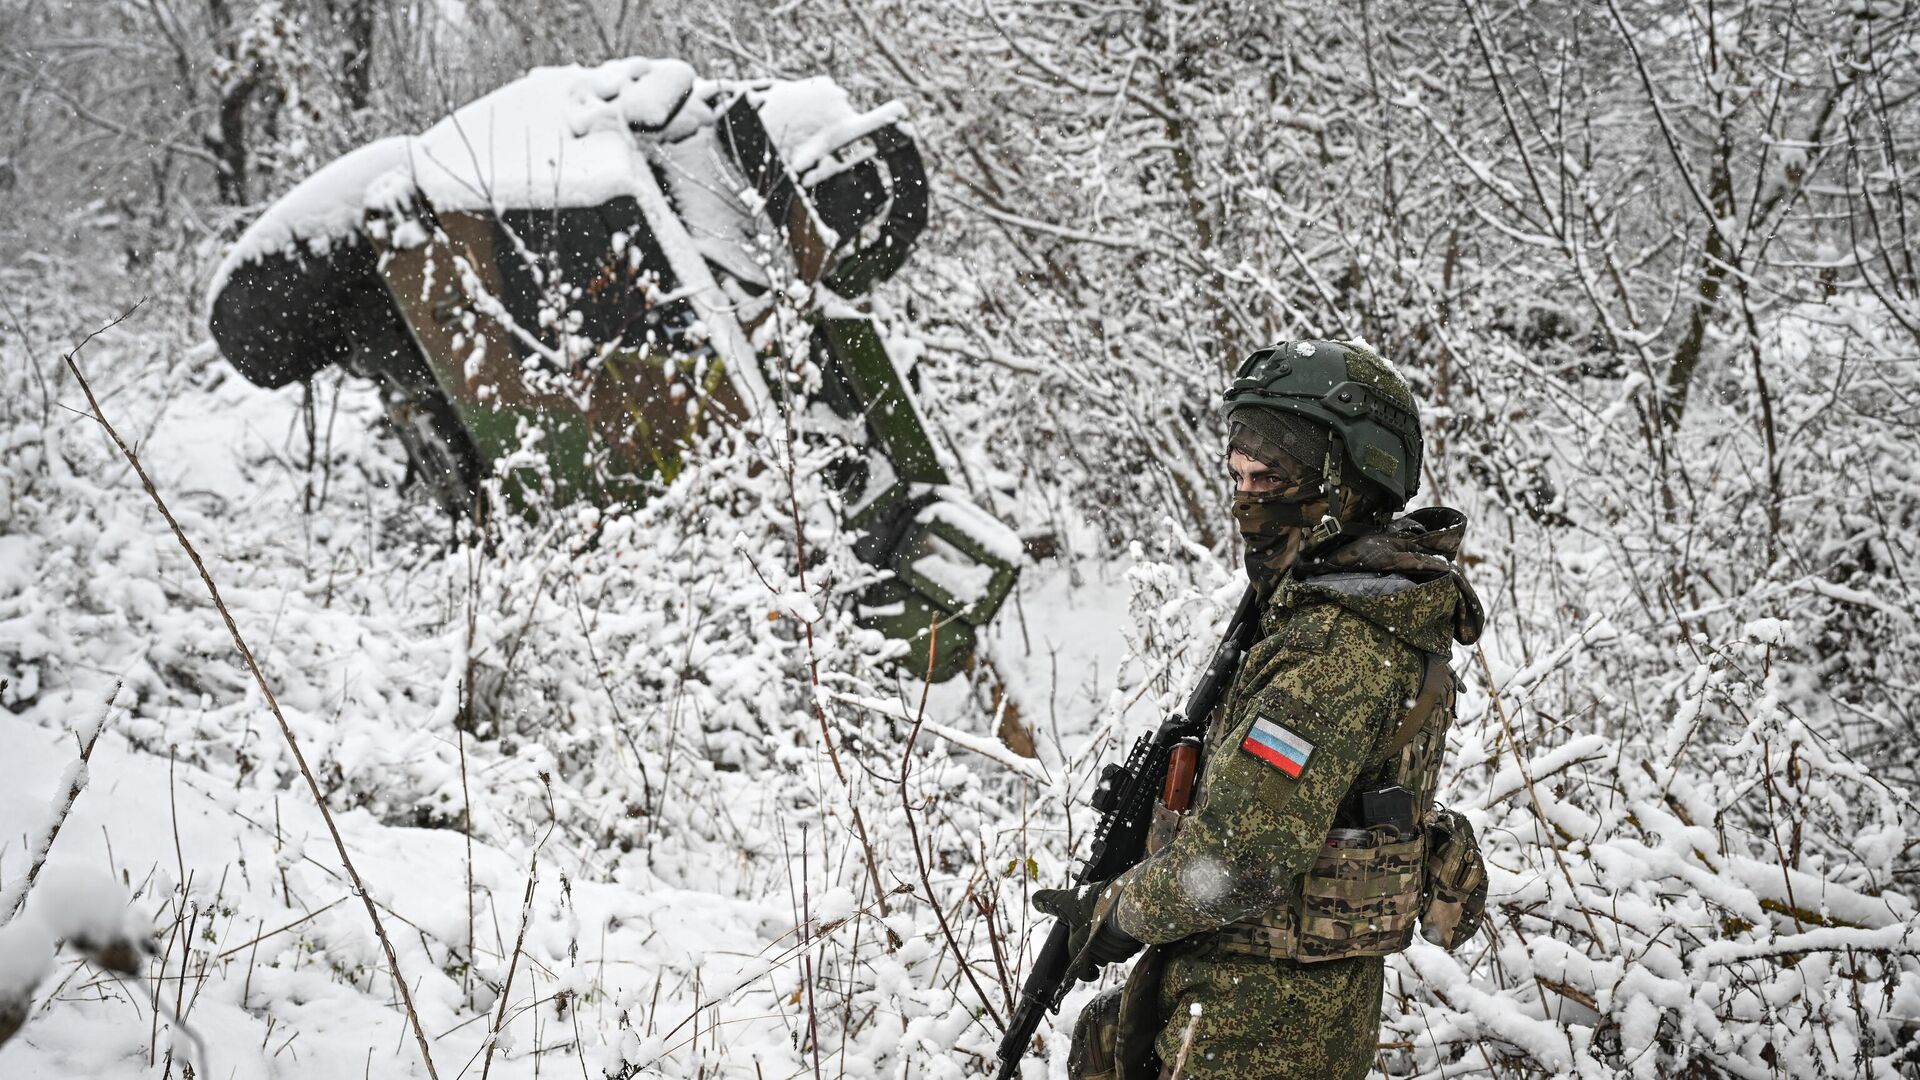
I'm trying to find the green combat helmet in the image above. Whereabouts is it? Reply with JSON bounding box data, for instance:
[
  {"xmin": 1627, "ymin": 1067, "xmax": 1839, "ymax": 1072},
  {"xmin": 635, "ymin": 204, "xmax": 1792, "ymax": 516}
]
[
  {"xmin": 1222, "ymin": 339, "xmax": 1423, "ymax": 521},
  {"xmin": 206, "ymin": 58, "xmax": 1017, "ymax": 680}
]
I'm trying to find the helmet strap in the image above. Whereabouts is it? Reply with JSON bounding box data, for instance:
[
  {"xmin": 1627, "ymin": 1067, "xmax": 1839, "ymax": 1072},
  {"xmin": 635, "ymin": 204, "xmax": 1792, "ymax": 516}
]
[{"xmin": 1311, "ymin": 438, "xmax": 1345, "ymax": 545}]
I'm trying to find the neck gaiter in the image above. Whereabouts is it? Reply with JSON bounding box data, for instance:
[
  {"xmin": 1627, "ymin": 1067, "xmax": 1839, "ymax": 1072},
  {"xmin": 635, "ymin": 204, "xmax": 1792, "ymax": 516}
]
[{"xmin": 1232, "ymin": 483, "xmax": 1325, "ymax": 588}]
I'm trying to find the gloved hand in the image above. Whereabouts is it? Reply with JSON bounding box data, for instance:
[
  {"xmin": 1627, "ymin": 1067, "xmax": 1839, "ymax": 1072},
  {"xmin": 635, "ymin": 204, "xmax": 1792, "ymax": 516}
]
[{"xmin": 1032, "ymin": 879, "xmax": 1142, "ymax": 976}]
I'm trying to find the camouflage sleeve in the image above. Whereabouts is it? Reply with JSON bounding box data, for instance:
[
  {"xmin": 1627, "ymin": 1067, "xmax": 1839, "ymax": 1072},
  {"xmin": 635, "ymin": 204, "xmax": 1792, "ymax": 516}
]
[{"xmin": 1109, "ymin": 603, "xmax": 1413, "ymax": 945}]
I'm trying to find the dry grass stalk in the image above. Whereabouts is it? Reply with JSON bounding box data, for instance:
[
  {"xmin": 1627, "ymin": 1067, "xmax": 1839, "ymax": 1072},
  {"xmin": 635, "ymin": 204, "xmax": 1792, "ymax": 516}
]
[
  {"xmin": 62, "ymin": 305, "xmax": 442, "ymax": 1079},
  {"xmin": 898, "ymin": 620, "xmax": 1007, "ymax": 1030},
  {"xmin": 480, "ymin": 850, "xmax": 537, "ymax": 1080},
  {"xmin": 801, "ymin": 826, "xmax": 821, "ymax": 1080},
  {"xmin": 758, "ymin": 329, "xmax": 894, "ymax": 922},
  {"xmin": 459, "ymin": 728, "xmax": 476, "ymax": 1007}
]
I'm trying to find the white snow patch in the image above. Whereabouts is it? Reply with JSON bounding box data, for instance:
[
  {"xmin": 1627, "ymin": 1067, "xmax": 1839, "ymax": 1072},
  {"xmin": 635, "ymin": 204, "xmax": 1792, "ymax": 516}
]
[
  {"xmin": 912, "ymin": 542, "xmax": 996, "ymax": 606},
  {"xmin": 915, "ymin": 488, "xmax": 1026, "ymax": 565},
  {"xmin": 0, "ymin": 918, "xmax": 54, "ymax": 1002}
]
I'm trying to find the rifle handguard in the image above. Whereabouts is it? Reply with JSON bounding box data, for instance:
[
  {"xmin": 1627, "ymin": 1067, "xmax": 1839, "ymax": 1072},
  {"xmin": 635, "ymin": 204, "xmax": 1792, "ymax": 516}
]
[{"xmin": 1161, "ymin": 738, "xmax": 1199, "ymax": 812}]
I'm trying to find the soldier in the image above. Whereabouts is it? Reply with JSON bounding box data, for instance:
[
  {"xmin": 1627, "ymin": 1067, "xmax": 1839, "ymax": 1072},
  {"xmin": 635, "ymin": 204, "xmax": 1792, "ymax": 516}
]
[{"xmin": 1034, "ymin": 339, "xmax": 1489, "ymax": 1079}]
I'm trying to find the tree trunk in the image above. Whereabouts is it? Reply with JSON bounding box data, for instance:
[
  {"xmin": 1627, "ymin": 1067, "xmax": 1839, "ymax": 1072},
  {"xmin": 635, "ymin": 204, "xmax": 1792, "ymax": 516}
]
[{"xmin": 1661, "ymin": 153, "xmax": 1736, "ymax": 430}]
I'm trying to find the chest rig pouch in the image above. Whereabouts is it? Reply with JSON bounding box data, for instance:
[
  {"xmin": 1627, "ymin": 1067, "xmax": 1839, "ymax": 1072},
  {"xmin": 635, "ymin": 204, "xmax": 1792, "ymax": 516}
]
[{"xmin": 1209, "ymin": 650, "xmax": 1486, "ymax": 962}]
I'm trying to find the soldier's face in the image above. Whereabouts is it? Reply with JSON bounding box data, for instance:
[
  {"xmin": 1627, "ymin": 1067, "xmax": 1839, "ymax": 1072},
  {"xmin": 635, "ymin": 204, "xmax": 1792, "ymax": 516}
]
[
  {"xmin": 1229, "ymin": 448, "xmax": 1328, "ymax": 585},
  {"xmin": 1228, "ymin": 448, "xmax": 1311, "ymax": 495}
]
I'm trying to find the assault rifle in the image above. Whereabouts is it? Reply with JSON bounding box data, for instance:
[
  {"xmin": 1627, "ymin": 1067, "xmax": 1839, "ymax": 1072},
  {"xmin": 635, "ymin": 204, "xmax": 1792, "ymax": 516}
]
[{"xmin": 994, "ymin": 585, "xmax": 1262, "ymax": 1080}]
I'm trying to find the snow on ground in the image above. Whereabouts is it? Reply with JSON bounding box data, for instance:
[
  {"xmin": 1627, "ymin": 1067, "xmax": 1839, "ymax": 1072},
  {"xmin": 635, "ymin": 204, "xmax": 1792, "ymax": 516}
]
[
  {"xmin": 0, "ymin": 294, "xmax": 1145, "ymax": 1078},
  {"xmin": 0, "ymin": 570, "xmax": 1135, "ymax": 1077},
  {"xmin": 0, "ymin": 709, "xmax": 790, "ymax": 1080}
]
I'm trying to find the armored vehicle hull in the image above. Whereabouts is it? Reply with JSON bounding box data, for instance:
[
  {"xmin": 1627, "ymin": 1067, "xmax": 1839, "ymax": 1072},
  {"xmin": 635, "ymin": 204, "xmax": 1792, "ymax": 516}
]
[{"xmin": 208, "ymin": 58, "xmax": 1016, "ymax": 680}]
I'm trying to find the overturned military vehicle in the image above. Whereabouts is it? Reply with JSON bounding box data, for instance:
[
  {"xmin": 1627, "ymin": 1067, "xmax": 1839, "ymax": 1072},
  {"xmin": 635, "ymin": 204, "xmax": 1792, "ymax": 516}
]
[{"xmin": 206, "ymin": 57, "xmax": 1017, "ymax": 680}]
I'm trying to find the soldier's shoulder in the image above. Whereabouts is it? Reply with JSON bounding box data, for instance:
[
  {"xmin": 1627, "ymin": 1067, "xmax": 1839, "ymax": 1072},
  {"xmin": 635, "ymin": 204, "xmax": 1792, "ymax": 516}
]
[
  {"xmin": 1238, "ymin": 588, "xmax": 1414, "ymax": 707},
  {"xmin": 1257, "ymin": 588, "xmax": 1343, "ymax": 651},
  {"xmin": 1274, "ymin": 571, "xmax": 1460, "ymax": 656},
  {"xmin": 1261, "ymin": 577, "xmax": 1418, "ymax": 649}
]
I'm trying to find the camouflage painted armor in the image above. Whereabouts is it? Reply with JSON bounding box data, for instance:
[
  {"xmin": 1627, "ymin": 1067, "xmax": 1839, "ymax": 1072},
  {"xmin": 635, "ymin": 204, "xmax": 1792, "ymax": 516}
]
[
  {"xmin": 206, "ymin": 59, "xmax": 1020, "ymax": 679},
  {"xmin": 1100, "ymin": 509, "xmax": 1485, "ymax": 1080}
]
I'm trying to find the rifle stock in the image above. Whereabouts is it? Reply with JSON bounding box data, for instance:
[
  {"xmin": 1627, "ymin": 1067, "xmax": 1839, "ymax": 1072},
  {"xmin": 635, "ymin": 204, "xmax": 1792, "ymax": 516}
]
[{"xmin": 993, "ymin": 586, "xmax": 1260, "ymax": 1080}]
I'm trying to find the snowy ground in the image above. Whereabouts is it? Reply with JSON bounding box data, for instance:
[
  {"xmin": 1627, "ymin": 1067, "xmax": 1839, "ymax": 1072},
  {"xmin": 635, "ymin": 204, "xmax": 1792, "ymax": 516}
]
[{"xmin": 0, "ymin": 315, "xmax": 1147, "ymax": 1079}]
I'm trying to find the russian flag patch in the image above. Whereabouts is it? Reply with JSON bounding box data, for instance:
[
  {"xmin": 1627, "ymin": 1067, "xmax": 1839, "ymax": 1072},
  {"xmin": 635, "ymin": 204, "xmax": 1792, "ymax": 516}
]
[{"xmin": 1242, "ymin": 716, "xmax": 1314, "ymax": 778}]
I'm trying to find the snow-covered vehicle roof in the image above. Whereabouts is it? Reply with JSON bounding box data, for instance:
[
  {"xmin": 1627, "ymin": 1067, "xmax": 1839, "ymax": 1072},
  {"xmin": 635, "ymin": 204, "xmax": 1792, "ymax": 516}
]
[
  {"xmin": 206, "ymin": 55, "xmax": 926, "ymax": 396},
  {"xmin": 208, "ymin": 56, "xmax": 909, "ymax": 308}
]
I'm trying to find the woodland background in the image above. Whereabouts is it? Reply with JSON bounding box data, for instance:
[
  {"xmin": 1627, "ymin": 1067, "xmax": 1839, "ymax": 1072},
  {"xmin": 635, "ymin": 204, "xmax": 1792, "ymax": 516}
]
[{"xmin": 2, "ymin": 1, "xmax": 1919, "ymax": 1078}]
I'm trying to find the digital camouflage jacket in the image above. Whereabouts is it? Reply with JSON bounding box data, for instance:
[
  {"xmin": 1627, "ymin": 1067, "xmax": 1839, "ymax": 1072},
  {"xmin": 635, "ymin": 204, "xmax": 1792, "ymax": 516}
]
[{"xmin": 1105, "ymin": 508, "xmax": 1483, "ymax": 1079}]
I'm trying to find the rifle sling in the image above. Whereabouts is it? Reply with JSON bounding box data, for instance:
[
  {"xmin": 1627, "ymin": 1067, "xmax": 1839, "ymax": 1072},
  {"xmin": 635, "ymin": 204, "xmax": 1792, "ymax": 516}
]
[{"xmin": 1387, "ymin": 651, "xmax": 1450, "ymax": 756}]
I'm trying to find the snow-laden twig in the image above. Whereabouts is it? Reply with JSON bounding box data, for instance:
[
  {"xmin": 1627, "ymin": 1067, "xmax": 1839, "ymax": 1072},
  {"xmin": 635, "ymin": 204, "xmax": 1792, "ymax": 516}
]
[
  {"xmin": 825, "ymin": 689, "xmax": 1052, "ymax": 784},
  {"xmin": 1166, "ymin": 1003, "xmax": 1202, "ymax": 1080},
  {"xmin": 1474, "ymin": 641, "xmax": 1604, "ymax": 947},
  {"xmin": 0, "ymin": 680, "xmax": 118, "ymax": 925}
]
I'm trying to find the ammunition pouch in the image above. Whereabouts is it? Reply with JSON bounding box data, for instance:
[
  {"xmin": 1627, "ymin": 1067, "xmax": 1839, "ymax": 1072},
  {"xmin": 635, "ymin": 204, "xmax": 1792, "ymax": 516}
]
[
  {"xmin": 1205, "ymin": 830, "xmax": 1426, "ymax": 962},
  {"xmin": 1111, "ymin": 947, "xmax": 1167, "ymax": 1080},
  {"xmin": 1064, "ymin": 951, "xmax": 1169, "ymax": 1080},
  {"xmin": 1205, "ymin": 809, "xmax": 1487, "ymax": 962},
  {"xmin": 1068, "ymin": 985, "xmax": 1125, "ymax": 1080},
  {"xmin": 1417, "ymin": 806, "xmax": 1487, "ymax": 950}
]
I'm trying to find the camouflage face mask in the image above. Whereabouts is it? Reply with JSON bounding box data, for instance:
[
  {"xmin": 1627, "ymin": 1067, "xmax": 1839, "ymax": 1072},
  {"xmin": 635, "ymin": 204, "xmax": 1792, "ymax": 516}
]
[{"xmin": 1232, "ymin": 480, "xmax": 1326, "ymax": 586}]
